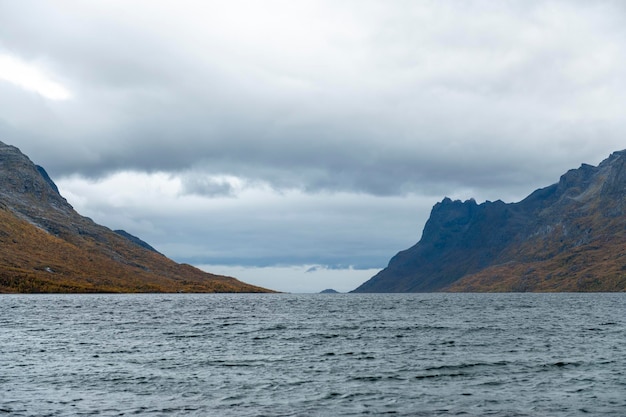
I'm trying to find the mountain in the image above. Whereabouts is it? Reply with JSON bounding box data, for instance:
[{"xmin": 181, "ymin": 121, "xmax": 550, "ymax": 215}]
[
  {"xmin": 354, "ymin": 151, "xmax": 626, "ymax": 292},
  {"xmin": 0, "ymin": 141, "xmax": 272, "ymax": 293}
]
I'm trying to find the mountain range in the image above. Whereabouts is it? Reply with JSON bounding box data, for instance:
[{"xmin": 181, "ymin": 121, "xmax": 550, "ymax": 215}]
[
  {"xmin": 5, "ymin": 139, "xmax": 626, "ymax": 294},
  {"xmin": 354, "ymin": 150, "xmax": 626, "ymax": 292},
  {"xmin": 0, "ymin": 141, "xmax": 271, "ymax": 293}
]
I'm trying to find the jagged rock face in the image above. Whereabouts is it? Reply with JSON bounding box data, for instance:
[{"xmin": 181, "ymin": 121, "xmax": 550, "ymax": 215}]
[
  {"xmin": 0, "ymin": 143, "xmax": 70, "ymax": 210},
  {"xmin": 0, "ymin": 141, "xmax": 272, "ymax": 293},
  {"xmin": 0, "ymin": 142, "xmax": 82, "ymax": 240},
  {"xmin": 354, "ymin": 150, "xmax": 626, "ymax": 292}
]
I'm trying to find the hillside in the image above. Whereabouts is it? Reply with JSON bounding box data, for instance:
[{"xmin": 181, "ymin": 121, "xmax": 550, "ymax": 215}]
[
  {"xmin": 354, "ymin": 151, "xmax": 626, "ymax": 292},
  {"xmin": 0, "ymin": 141, "xmax": 272, "ymax": 293}
]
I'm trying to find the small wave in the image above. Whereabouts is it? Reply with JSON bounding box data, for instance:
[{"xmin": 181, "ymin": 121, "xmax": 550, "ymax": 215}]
[
  {"xmin": 262, "ymin": 324, "xmax": 289, "ymax": 331},
  {"xmin": 542, "ymin": 361, "xmax": 583, "ymax": 368},
  {"xmin": 414, "ymin": 372, "xmax": 468, "ymax": 379},
  {"xmin": 428, "ymin": 340, "xmax": 456, "ymax": 346},
  {"xmin": 171, "ymin": 334, "xmax": 204, "ymax": 339},
  {"xmin": 424, "ymin": 361, "xmax": 510, "ymax": 372},
  {"xmin": 351, "ymin": 375, "xmax": 407, "ymax": 382}
]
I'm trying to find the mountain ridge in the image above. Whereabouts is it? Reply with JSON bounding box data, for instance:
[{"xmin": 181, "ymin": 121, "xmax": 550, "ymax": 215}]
[
  {"xmin": 0, "ymin": 141, "xmax": 272, "ymax": 293},
  {"xmin": 354, "ymin": 150, "xmax": 626, "ymax": 292}
]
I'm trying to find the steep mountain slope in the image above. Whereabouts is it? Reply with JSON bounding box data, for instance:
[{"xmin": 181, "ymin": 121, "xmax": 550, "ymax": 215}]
[
  {"xmin": 354, "ymin": 151, "xmax": 626, "ymax": 292},
  {"xmin": 0, "ymin": 141, "xmax": 271, "ymax": 293}
]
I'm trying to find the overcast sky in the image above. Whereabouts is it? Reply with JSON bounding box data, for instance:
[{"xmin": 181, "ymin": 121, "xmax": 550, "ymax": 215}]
[{"xmin": 1, "ymin": 1, "xmax": 626, "ymax": 292}]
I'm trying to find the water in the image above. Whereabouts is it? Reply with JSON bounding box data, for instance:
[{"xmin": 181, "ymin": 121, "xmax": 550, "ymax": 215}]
[{"xmin": 1, "ymin": 293, "xmax": 625, "ymax": 416}]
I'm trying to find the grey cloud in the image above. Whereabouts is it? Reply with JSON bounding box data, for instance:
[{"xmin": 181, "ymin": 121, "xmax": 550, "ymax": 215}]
[
  {"xmin": 180, "ymin": 176, "xmax": 236, "ymax": 198},
  {"xmin": 113, "ymin": 195, "xmax": 427, "ymax": 270},
  {"xmin": 2, "ymin": 1, "xmax": 625, "ymax": 201}
]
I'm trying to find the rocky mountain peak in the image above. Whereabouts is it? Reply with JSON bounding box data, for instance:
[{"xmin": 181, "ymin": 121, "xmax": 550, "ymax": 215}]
[
  {"xmin": 354, "ymin": 150, "xmax": 626, "ymax": 292},
  {"xmin": 0, "ymin": 141, "xmax": 70, "ymax": 212}
]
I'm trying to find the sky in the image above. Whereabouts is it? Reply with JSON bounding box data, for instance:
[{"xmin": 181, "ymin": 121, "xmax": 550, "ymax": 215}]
[{"xmin": 1, "ymin": 1, "xmax": 626, "ymax": 293}]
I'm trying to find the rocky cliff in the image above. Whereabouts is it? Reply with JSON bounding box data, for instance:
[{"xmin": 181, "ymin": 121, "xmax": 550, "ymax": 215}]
[
  {"xmin": 354, "ymin": 151, "xmax": 626, "ymax": 292},
  {"xmin": 0, "ymin": 141, "xmax": 272, "ymax": 293}
]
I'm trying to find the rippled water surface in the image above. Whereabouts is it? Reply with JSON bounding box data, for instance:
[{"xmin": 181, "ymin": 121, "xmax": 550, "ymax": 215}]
[{"xmin": 1, "ymin": 293, "xmax": 625, "ymax": 416}]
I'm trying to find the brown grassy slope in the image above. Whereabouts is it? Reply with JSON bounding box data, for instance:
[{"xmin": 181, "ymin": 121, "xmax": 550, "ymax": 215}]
[
  {"xmin": 444, "ymin": 243, "xmax": 626, "ymax": 292},
  {"xmin": 0, "ymin": 204, "xmax": 271, "ymax": 293},
  {"xmin": 0, "ymin": 141, "xmax": 273, "ymax": 293},
  {"xmin": 445, "ymin": 186, "xmax": 626, "ymax": 292}
]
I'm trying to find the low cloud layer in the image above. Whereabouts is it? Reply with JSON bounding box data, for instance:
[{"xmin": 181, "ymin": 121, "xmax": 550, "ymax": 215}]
[{"xmin": 2, "ymin": 1, "xmax": 626, "ymax": 291}]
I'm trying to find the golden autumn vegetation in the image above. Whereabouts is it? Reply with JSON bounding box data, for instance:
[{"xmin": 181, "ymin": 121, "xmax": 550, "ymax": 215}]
[{"xmin": 0, "ymin": 205, "xmax": 272, "ymax": 293}]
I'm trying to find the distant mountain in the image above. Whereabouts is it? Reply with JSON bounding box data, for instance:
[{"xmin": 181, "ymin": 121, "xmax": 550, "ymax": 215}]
[
  {"xmin": 320, "ymin": 289, "xmax": 339, "ymax": 294},
  {"xmin": 354, "ymin": 151, "xmax": 626, "ymax": 292},
  {"xmin": 0, "ymin": 141, "xmax": 272, "ymax": 293}
]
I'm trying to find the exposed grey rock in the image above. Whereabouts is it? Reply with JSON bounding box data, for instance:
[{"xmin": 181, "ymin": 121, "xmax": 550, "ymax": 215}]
[{"xmin": 114, "ymin": 229, "xmax": 161, "ymax": 254}]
